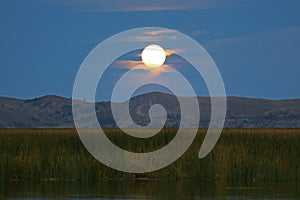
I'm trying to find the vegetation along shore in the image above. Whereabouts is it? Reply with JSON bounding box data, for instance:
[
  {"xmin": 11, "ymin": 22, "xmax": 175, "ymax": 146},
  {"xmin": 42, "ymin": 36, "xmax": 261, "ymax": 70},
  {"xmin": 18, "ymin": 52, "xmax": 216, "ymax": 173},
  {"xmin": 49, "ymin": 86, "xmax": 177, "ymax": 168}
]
[{"xmin": 0, "ymin": 128, "xmax": 299, "ymax": 183}]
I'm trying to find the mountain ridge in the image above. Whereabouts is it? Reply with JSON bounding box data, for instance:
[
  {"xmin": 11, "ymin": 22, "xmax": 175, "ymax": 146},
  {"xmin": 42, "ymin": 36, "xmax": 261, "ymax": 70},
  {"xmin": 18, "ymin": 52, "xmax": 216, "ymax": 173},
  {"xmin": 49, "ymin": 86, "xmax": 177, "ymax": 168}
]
[{"xmin": 0, "ymin": 92, "xmax": 299, "ymax": 128}]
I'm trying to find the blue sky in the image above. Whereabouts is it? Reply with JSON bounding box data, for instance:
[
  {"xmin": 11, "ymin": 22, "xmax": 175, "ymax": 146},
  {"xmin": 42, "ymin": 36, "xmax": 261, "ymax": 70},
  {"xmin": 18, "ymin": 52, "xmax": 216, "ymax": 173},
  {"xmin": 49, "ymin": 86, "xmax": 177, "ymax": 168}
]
[{"xmin": 0, "ymin": 0, "xmax": 300, "ymax": 100}]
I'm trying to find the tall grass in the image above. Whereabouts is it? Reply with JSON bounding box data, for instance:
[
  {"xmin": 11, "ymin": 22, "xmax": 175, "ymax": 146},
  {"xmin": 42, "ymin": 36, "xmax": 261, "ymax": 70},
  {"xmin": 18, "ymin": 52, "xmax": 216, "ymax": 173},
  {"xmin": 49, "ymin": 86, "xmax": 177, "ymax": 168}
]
[{"xmin": 0, "ymin": 128, "xmax": 299, "ymax": 183}]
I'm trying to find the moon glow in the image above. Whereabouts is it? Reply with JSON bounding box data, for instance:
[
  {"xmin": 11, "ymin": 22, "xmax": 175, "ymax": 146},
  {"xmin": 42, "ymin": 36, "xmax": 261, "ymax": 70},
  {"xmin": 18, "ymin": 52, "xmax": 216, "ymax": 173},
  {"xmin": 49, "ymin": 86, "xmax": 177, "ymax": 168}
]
[{"xmin": 141, "ymin": 44, "xmax": 166, "ymax": 67}]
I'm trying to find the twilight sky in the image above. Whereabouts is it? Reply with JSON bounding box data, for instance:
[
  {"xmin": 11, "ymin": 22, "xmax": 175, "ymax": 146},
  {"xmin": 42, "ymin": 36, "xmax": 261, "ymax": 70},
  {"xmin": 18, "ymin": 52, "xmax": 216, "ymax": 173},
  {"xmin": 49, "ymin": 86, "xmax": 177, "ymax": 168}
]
[{"xmin": 0, "ymin": 0, "xmax": 299, "ymax": 100}]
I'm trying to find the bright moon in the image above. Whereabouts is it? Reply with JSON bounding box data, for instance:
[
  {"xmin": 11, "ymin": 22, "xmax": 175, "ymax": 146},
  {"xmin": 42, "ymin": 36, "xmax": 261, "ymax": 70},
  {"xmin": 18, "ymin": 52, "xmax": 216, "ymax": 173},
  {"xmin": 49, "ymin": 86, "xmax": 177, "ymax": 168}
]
[{"xmin": 141, "ymin": 44, "xmax": 166, "ymax": 67}]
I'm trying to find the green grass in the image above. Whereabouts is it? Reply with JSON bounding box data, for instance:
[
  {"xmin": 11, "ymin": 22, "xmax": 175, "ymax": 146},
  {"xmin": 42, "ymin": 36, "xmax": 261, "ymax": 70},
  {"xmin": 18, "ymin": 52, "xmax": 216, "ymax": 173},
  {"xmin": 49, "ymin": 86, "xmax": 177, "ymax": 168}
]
[{"xmin": 0, "ymin": 128, "xmax": 299, "ymax": 183}]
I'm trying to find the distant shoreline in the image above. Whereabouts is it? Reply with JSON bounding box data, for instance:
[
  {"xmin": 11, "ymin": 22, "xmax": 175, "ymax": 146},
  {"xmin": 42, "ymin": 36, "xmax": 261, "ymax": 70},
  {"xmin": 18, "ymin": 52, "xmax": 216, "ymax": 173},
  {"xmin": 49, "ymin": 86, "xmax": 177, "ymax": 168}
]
[{"xmin": 1, "ymin": 92, "xmax": 300, "ymax": 128}]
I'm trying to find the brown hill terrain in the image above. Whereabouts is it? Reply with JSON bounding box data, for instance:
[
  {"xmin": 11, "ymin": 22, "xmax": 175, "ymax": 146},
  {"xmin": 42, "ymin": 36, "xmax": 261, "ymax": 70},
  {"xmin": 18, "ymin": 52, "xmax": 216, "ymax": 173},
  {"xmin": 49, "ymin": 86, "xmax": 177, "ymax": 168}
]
[{"xmin": 0, "ymin": 92, "xmax": 299, "ymax": 128}]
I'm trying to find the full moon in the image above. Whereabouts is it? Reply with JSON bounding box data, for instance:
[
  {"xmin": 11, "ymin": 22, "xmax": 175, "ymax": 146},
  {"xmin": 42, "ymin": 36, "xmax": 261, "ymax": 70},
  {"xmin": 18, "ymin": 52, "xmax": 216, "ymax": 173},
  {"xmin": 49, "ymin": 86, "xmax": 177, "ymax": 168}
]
[{"xmin": 141, "ymin": 44, "xmax": 166, "ymax": 67}]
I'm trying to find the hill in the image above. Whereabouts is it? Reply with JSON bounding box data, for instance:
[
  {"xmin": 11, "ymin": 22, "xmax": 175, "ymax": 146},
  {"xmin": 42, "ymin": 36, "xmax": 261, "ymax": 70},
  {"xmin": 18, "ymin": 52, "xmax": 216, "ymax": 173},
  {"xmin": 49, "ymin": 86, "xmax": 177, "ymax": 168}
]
[{"xmin": 0, "ymin": 93, "xmax": 299, "ymax": 128}]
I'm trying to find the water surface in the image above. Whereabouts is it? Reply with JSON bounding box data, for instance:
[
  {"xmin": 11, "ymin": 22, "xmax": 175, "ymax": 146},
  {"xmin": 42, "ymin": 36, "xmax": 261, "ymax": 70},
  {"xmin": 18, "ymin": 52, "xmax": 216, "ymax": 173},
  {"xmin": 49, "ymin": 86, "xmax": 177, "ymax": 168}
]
[{"xmin": 1, "ymin": 180, "xmax": 299, "ymax": 199}]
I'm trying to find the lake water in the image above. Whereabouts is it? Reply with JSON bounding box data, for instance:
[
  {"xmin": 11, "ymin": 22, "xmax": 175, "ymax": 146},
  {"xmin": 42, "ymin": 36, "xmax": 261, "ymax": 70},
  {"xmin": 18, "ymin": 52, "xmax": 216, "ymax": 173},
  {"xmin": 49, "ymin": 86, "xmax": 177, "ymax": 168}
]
[{"xmin": 1, "ymin": 180, "xmax": 299, "ymax": 199}]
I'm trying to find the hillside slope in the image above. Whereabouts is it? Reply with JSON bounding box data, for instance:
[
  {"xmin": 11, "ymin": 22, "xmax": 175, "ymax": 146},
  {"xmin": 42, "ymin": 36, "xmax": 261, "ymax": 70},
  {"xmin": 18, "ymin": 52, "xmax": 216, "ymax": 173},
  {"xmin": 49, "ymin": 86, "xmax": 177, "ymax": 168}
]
[{"xmin": 0, "ymin": 93, "xmax": 299, "ymax": 128}]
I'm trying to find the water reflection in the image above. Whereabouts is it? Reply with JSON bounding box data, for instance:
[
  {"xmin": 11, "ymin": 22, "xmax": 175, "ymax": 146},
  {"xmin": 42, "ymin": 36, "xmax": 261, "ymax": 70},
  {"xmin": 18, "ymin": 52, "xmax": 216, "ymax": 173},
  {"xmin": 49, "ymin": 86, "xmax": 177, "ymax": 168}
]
[{"xmin": 1, "ymin": 180, "xmax": 299, "ymax": 199}]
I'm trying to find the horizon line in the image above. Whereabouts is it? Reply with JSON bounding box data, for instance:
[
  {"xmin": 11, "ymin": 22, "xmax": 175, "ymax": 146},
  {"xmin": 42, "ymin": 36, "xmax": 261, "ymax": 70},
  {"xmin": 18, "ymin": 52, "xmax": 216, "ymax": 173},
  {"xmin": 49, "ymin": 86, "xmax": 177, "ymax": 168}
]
[{"xmin": 1, "ymin": 92, "xmax": 300, "ymax": 103}]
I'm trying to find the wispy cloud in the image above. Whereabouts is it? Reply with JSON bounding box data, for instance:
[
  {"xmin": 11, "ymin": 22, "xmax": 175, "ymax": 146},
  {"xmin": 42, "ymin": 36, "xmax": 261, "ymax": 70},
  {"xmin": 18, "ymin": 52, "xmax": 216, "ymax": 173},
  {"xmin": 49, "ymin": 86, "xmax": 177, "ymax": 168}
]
[
  {"xmin": 205, "ymin": 26, "xmax": 300, "ymax": 51},
  {"xmin": 144, "ymin": 30, "xmax": 176, "ymax": 36},
  {"xmin": 40, "ymin": 0, "xmax": 220, "ymax": 12},
  {"xmin": 204, "ymin": 26, "xmax": 300, "ymax": 79},
  {"xmin": 136, "ymin": 48, "xmax": 182, "ymax": 58},
  {"xmin": 126, "ymin": 35, "xmax": 177, "ymax": 42},
  {"xmin": 120, "ymin": 29, "xmax": 180, "ymax": 43},
  {"xmin": 192, "ymin": 30, "xmax": 206, "ymax": 37},
  {"xmin": 165, "ymin": 49, "xmax": 182, "ymax": 56},
  {"xmin": 113, "ymin": 60, "xmax": 173, "ymax": 77}
]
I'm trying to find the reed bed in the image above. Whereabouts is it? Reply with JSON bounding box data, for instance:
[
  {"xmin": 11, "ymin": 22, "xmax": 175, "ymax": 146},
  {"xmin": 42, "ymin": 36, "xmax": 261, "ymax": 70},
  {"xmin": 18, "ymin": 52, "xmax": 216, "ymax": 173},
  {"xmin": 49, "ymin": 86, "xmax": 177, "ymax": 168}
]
[{"xmin": 0, "ymin": 128, "xmax": 299, "ymax": 183}]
